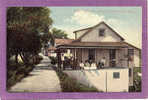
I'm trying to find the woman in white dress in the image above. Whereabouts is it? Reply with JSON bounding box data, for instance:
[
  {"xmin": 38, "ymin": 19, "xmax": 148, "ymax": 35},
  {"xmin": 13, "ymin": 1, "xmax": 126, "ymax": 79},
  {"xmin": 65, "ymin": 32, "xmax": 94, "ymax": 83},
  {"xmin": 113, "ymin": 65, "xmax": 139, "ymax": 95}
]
[
  {"xmin": 79, "ymin": 61, "xmax": 84, "ymax": 70},
  {"xmin": 90, "ymin": 61, "xmax": 97, "ymax": 69}
]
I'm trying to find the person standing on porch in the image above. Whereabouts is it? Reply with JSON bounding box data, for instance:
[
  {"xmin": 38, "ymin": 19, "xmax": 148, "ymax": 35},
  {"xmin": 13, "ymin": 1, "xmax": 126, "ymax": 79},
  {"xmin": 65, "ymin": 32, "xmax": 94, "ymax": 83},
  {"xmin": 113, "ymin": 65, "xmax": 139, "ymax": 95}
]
[
  {"xmin": 100, "ymin": 57, "xmax": 106, "ymax": 68},
  {"xmin": 79, "ymin": 61, "xmax": 84, "ymax": 70}
]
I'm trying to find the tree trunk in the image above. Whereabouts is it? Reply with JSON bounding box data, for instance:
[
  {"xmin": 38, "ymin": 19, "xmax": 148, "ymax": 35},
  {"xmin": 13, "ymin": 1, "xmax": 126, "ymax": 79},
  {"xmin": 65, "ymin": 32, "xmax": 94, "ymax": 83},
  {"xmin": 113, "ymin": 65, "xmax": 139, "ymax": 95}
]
[
  {"xmin": 15, "ymin": 54, "xmax": 18, "ymax": 64},
  {"xmin": 20, "ymin": 53, "xmax": 28, "ymax": 64}
]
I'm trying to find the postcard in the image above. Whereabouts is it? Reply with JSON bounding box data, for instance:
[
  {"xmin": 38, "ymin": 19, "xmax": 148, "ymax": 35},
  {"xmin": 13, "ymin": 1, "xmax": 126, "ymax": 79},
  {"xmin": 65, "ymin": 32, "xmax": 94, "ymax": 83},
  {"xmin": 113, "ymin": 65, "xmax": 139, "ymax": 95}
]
[{"xmin": 0, "ymin": 0, "xmax": 147, "ymax": 99}]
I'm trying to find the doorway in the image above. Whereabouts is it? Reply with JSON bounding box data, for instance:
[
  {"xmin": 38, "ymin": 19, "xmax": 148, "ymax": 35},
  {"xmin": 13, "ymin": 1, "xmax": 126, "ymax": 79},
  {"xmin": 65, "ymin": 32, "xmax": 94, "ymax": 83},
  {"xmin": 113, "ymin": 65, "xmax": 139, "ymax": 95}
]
[
  {"xmin": 88, "ymin": 49, "xmax": 95, "ymax": 61},
  {"xmin": 109, "ymin": 49, "xmax": 116, "ymax": 67}
]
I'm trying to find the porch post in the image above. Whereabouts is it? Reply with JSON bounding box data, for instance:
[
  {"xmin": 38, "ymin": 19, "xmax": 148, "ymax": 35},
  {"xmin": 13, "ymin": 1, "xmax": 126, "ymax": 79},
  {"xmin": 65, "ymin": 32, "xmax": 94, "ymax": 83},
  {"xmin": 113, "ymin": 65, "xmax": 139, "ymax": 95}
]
[
  {"xmin": 81, "ymin": 48, "xmax": 82, "ymax": 62},
  {"xmin": 57, "ymin": 49, "xmax": 61, "ymax": 70},
  {"xmin": 74, "ymin": 48, "xmax": 76, "ymax": 60}
]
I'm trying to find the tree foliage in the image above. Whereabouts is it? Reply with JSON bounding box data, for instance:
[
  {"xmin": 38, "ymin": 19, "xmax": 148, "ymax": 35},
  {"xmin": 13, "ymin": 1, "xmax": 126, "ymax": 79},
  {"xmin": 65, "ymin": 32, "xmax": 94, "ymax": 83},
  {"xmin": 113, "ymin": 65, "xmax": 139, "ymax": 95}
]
[
  {"xmin": 51, "ymin": 28, "xmax": 68, "ymax": 39},
  {"xmin": 7, "ymin": 7, "xmax": 53, "ymax": 64}
]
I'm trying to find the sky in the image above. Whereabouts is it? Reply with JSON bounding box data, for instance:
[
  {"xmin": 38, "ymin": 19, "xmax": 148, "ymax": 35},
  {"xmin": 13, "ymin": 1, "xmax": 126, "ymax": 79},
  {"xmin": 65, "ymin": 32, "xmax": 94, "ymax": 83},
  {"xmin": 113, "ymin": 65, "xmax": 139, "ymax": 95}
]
[{"xmin": 48, "ymin": 7, "xmax": 142, "ymax": 48}]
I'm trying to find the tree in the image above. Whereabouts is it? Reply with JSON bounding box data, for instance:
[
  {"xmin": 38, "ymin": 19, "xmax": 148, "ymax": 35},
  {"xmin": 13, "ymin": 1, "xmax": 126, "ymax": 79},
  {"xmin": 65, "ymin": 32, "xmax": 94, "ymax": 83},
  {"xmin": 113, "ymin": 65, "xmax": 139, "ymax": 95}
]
[
  {"xmin": 51, "ymin": 28, "xmax": 68, "ymax": 39},
  {"xmin": 7, "ymin": 7, "xmax": 53, "ymax": 64},
  {"xmin": 40, "ymin": 32, "xmax": 54, "ymax": 48}
]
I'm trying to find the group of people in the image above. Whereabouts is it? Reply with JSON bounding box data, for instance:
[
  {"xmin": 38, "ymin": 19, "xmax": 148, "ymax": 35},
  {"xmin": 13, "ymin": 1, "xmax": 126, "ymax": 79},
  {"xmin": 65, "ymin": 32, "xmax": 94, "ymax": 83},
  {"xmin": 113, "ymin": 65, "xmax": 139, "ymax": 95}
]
[
  {"xmin": 61, "ymin": 55, "xmax": 78, "ymax": 70},
  {"xmin": 61, "ymin": 53, "xmax": 106, "ymax": 70},
  {"xmin": 79, "ymin": 57, "xmax": 106, "ymax": 69}
]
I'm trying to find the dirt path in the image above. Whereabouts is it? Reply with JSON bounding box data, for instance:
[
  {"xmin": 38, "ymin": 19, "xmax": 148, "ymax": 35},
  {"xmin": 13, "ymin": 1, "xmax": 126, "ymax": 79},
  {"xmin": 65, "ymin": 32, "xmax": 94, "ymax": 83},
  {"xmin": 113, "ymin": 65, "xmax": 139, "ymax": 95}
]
[{"xmin": 10, "ymin": 54, "xmax": 61, "ymax": 92}]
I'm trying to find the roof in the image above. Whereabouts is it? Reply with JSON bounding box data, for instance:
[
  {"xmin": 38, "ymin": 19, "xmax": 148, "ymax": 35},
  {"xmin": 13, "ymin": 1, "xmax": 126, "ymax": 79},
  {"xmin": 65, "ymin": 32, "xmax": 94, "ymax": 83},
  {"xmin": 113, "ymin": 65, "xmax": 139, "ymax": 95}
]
[
  {"xmin": 123, "ymin": 42, "xmax": 141, "ymax": 50},
  {"xmin": 48, "ymin": 38, "xmax": 74, "ymax": 51},
  {"xmin": 57, "ymin": 41, "xmax": 128, "ymax": 48},
  {"xmin": 74, "ymin": 21, "xmax": 124, "ymax": 41},
  {"xmin": 55, "ymin": 38, "xmax": 74, "ymax": 45},
  {"xmin": 48, "ymin": 46, "xmax": 56, "ymax": 51},
  {"xmin": 57, "ymin": 41, "xmax": 141, "ymax": 50}
]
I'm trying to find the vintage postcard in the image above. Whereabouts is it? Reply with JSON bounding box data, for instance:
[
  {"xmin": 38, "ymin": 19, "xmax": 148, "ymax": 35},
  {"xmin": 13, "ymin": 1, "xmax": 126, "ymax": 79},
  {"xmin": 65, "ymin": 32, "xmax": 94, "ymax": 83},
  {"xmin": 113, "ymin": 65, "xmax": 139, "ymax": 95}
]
[{"xmin": 0, "ymin": 0, "xmax": 147, "ymax": 99}]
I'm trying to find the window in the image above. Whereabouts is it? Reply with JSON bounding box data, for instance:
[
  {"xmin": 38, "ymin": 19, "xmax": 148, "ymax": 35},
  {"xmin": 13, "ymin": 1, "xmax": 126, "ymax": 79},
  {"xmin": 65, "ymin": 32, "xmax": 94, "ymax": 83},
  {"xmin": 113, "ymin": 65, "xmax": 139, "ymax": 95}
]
[
  {"xmin": 99, "ymin": 29, "xmax": 105, "ymax": 36},
  {"xmin": 128, "ymin": 49, "xmax": 134, "ymax": 61},
  {"xmin": 128, "ymin": 49, "xmax": 134, "ymax": 56},
  {"xmin": 113, "ymin": 72, "xmax": 120, "ymax": 79}
]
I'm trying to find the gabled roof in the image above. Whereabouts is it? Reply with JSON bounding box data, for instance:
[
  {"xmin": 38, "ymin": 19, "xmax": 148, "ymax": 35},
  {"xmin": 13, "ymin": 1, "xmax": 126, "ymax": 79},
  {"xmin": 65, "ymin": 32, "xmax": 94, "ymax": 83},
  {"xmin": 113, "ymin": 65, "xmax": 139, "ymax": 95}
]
[{"xmin": 75, "ymin": 21, "xmax": 124, "ymax": 41}]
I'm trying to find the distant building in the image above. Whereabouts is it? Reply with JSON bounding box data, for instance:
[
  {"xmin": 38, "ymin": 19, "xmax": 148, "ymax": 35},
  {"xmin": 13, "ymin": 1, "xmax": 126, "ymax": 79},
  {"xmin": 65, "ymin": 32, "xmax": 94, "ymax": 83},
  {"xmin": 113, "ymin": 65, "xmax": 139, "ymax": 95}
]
[{"xmin": 48, "ymin": 38, "xmax": 74, "ymax": 57}]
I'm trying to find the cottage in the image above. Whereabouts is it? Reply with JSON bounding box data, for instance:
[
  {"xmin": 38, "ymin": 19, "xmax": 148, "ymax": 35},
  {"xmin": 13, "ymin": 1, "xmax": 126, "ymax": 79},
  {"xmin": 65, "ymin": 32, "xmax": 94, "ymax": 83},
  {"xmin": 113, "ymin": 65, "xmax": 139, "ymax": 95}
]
[
  {"xmin": 48, "ymin": 38, "xmax": 74, "ymax": 57},
  {"xmin": 57, "ymin": 21, "xmax": 141, "ymax": 87}
]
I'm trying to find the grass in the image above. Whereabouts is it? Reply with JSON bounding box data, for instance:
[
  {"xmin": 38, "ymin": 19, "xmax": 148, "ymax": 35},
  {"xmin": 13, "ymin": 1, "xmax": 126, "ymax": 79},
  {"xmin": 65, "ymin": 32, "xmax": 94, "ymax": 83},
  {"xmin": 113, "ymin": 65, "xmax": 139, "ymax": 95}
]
[{"xmin": 55, "ymin": 69, "xmax": 101, "ymax": 92}]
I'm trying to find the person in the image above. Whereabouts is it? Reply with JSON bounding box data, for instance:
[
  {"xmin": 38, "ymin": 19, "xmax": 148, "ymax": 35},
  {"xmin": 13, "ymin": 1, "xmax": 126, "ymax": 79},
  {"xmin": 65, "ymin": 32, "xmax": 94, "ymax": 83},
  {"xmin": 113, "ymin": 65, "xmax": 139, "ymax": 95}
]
[
  {"xmin": 79, "ymin": 61, "xmax": 84, "ymax": 70},
  {"xmin": 91, "ymin": 61, "xmax": 97, "ymax": 68},
  {"xmin": 85, "ymin": 60, "xmax": 90, "ymax": 67},
  {"xmin": 100, "ymin": 57, "xmax": 106, "ymax": 68},
  {"xmin": 61, "ymin": 54, "xmax": 65, "ymax": 69},
  {"xmin": 84, "ymin": 60, "xmax": 90, "ymax": 70}
]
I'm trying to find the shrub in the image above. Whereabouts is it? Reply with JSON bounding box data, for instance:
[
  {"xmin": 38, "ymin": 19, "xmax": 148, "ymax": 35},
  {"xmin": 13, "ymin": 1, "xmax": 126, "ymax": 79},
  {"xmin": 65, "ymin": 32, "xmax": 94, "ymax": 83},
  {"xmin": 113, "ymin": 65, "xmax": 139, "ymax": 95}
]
[
  {"xmin": 129, "ymin": 67, "xmax": 141, "ymax": 92},
  {"xmin": 7, "ymin": 62, "xmax": 35, "ymax": 90},
  {"xmin": 78, "ymin": 85, "xmax": 100, "ymax": 92}
]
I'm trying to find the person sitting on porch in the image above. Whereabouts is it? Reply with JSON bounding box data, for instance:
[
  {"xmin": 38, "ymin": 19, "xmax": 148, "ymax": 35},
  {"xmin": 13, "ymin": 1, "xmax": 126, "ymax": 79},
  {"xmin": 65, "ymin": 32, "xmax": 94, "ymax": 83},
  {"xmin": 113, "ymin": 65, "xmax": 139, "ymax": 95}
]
[
  {"xmin": 90, "ymin": 61, "xmax": 97, "ymax": 69},
  {"xmin": 84, "ymin": 60, "xmax": 90, "ymax": 67},
  {"xmin": 88, "ymin": 59, "xmax": 93, "ymax": 65},
  {"xmin": 84, "ymin": 60, "xmax": 90, "ymax": 70},
  {"xmin": 79, "ymin": 61, "xmax": 84, "ymax": 70}
]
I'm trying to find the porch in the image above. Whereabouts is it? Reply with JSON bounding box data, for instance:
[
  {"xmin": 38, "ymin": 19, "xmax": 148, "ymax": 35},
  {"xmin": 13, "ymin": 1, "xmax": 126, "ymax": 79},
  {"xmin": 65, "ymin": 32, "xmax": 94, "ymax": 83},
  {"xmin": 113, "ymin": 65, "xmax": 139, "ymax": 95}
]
[{"xmin": 56, "ymin": 42, "xmax": 131, "ymax": 70}]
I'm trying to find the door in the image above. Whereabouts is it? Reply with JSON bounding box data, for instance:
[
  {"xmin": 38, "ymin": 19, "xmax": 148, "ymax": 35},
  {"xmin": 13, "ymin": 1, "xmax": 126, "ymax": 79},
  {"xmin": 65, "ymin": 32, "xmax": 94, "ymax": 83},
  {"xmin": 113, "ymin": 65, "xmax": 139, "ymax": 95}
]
[
  {"xmin": 109, "ymin": 49, "xmax": 116, "ymax": 67},
  {"xmin": 88, "ymin": 49, "xmax": 95, "ymax": 61}
]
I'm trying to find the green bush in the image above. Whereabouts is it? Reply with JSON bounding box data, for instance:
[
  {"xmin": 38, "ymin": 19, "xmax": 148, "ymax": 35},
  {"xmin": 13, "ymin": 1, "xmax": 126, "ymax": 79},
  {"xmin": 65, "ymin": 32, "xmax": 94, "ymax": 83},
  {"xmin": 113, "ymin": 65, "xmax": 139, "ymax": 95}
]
[
  {"xmin": 49, "ymin": 56, "xmax": 57, "ymax": 65},
  {"xmin": 129, "ymin": 67, "xmax": 141, "ymax": 92},
  {"xmin": 78, "ymin": 85, "xmax": 100, "ymax": 92},
  {"xmin": 7, "ymin": 62, "xmax": 34, "ymax": 90},
  {"xmin": 7, "ymin": 54, "xmax": 42, "ymax": 90}
]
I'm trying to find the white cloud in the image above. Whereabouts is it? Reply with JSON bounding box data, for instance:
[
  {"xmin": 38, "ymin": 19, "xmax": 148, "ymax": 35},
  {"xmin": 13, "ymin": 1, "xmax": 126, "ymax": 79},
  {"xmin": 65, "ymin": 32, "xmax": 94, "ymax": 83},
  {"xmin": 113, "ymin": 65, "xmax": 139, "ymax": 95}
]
[
  {"xmin": 66, "ymin": 10, "xmax": 105, "ymax": 26},
  {"xmin": 65, "ymin": 10, "xmax": 121, "ymax": 27},
  {"xmin": 63, "ymin": 10, "xmax": 122, "ymax": 39},
  {"xmin": 53, "ymin": 26, "xmax": 75, "ymax": 39}
]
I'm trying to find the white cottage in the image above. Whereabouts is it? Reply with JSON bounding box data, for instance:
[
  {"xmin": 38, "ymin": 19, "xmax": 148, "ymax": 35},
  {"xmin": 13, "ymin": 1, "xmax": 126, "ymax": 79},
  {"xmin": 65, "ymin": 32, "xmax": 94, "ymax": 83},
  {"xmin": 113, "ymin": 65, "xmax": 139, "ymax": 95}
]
[{"xmin": 57, "ymin": 21, "xmax": 141, "ymax": 87}]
